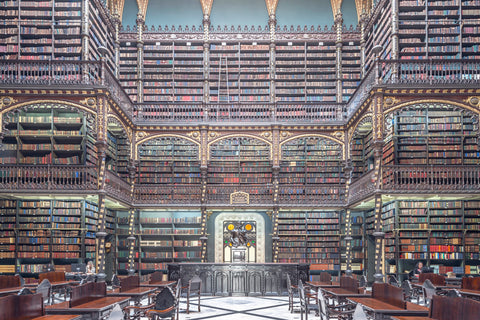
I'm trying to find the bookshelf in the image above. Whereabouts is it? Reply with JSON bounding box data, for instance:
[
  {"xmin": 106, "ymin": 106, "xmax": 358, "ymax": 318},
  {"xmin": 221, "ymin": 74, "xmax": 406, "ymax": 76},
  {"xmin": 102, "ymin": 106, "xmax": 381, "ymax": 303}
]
[
  {"xmin": 239, "ymin": 43, "xmax": 270, "ymax": 102},
  {"xmin": 275, "ymin": 42, "xmax": 306, "ymax": 102},
  {"xmin": 0, "ymin": 199, "xmax": 97, "ymax": 276},
  {"xmin": 119, "ymin": 39, "xmax": 138, "ymax": 102},
  {"xmin": 279, "ymin": 136, "xmax": 344, "ymax": 202},
  {"xmin": 138, "ymin": 210, "xmax": 202, "ymax": 275},
  {"xmin": 351, "ymin": 127, "xmax": 374, "ymax": 179},
  {"xmin": 1, "ymin": 105, "xmax": 96, "ymax": 166},
  {"xmin": 137, "ymin": 136, "xmax": 200, "ymax": 188},
  {"xmin": 116, "ymin": 210, "xmax": 137, "ymax": 275},
  {"xmin": 341, "ymin": 211, "xmax": 365, "ymax": 274},
  {"xmin": 0, "ymin": 0, "xmax": 113, "ymax": 62},
  {"xmin": 341, "ymin": 39, "xmax": 362, "ymax": 102},
  {"xmin": 277, "ymin": 210, "xmax": 340, "ymax": 272},
  {"xmin": 365, "ymin": 0, "xmax": 392, "ymax": 71},
  {"xmin": 106, "ymin": 127, "xmax": 129, "ymax": 178},
  {"xmin": 208, "ymin": 137, "xmax": 271, "ymax": 186},
  {"xmin": 388, "ymin": 104, "xmax": 479, "ymax": 165}
]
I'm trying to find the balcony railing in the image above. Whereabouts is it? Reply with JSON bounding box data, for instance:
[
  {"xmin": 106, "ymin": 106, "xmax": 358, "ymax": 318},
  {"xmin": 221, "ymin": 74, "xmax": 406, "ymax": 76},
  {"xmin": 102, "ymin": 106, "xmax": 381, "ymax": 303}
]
[
  {"xmin": 134, "ymin": 185, "xmax": 202, "ymax": 205},
  {"xmin": 348, "ymin": 170, "xmax": 377, "ymax": 205},
  {"xmin": 105, "ymin": 171, "xmax": 132, "ymax": 203},
  {"xmin": 3, "ymin": 59, "xmax": 480, "ymax": 124},
  {"xmin": 134, "ymin": 102, "xmax": 344, "ymax": 124},
  {"xmin": 382, "ymin": 165, "xmax": 480, "ymax": 192},
  {"xmin": 0, "ymin": 60, "xmax": 133, "ymax": 118},
  {"xmin": 0, "ymin": 165, "xmax": 97, "ymax": 191},
  {"xmin": 278, "ymin": 185, "xmax": 346, "ymax": 206}
]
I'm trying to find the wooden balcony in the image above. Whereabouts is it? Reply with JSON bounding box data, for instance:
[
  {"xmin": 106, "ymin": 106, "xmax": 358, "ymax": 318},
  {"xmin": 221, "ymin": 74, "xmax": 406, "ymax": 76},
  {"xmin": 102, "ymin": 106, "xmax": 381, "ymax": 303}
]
[
  {"xmin": 348, "ymin": 165, "xmax": 480, "ymax": 205},
  {"xmin": 105, "ymin": 171, "xmax": 132, "ymax": 203},
  {"xmin": 0, "ymin": 165, "xmax": 97, "ymax": 192}
]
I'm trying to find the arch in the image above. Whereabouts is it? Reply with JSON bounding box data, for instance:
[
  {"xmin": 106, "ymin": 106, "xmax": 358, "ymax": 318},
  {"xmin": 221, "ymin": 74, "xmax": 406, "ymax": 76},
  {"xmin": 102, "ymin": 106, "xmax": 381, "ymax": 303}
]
[
  {"xmin": 1, "ymin": 100, "xmax": 96, "ymax": 117},
  {"xmin": 135, "ymin": 134, "xmax": 201, "ymax": 161},
  {"xmin": 107, "ymin": 115, "xmax": 132, "ymax": 143},
  {"xmin": 207, "ymin": 134, "xmax": 273, "ymax": 161},
  {"xmin": 279, "ymin": 134, "xmax": 345, "ymax": 161},
  {"xmin": 385, "ymin": 99, "xmax": 479, "ymax": 117},
  {"xmin": 1, "ymin": 101, "xmax": 97, "ymax": 135},
  {"xmin": 348, "ymin": 114, "xmax": 373, "ymax": 144}
]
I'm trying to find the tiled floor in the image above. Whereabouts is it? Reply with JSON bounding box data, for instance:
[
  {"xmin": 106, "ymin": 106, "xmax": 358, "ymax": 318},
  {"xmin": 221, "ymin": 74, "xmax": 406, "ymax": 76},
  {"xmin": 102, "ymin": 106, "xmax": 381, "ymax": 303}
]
[{"xmin": 177, "ymin": 296, "xmax": 304, "ymax": 320}]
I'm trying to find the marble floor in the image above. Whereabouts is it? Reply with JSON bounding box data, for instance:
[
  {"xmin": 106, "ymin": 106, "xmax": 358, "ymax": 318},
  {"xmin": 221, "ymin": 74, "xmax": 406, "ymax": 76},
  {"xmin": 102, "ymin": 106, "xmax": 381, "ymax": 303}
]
[{"xmin": 177, "ymin": 296, "xmax": 303, "ymax": 320}]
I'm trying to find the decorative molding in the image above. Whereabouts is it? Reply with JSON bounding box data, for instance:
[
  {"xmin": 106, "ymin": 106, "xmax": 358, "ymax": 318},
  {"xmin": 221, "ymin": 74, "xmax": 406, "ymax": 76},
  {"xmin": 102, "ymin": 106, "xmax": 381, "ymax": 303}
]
[
  {"xmin": 186, "ymin": 131, "xmax": 201, "ymax": 141},
  {"xmin": 265, "ymin": 0, "xmax": 279, "ymax": 15},
  {"xmin": 383, "ymin": 96, "xmax": 400, "ymax": 109},
  {"xmin": 279, "ymin": 131, "xmax": 292, "ymax": 141},
  {"xmin": 260, "ymin": 131, "xmax": 273, "ymax": 141},
  {"xmin": 214, "ymin": 212, "xmax": 265, "ymax": 263},
  {"xmin": 230, "ymin": 192, "xmax": 250, "ymax": 205},
  {"xmin": 200, "ymin": 0, "xmax": 214, "ymax": 16},
  {"xmin": 465, "ymin": 96, "xmax": 480, "ymax": 109}
]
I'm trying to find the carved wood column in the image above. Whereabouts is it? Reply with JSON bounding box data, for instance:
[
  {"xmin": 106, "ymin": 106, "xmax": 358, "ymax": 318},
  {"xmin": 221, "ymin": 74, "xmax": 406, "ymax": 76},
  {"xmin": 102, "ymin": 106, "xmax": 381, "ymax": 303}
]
[
  {"xmin": 359, "ymin": 14, "xmax": 367, "ymax": 78},
  {"xmin": 200, "ymin": 126, "xmax": 209, "ymax": 261},
  {"xmin": 391, "ymin": 0, "xmax": 399, "ymax": 81},
  {"xmin": 203, "ymin": 15, "xmax": 211, "ymax": 105},
  {"xmin": 127, "ymin": 160, "xmax": 137, "ymax": 275},
  {"xmin": 335, "ymin": 13, "xmax": 343, "ymax": 103},
  {"xmin": 94, "ymin": 95, "xmax": 108, "ymax": 282},
  {"xmin": 343, "ymin": 161, "xmax": 354, "ymax": 276},
  {"xmin": 113, "ymin": 16, "xmax": 121, "ymax": 78},
  {"xmin": 271, "ymin": 127, "xmax": 280, "ymax": 262},
  {"xmin": 372, "ymin": 92, "xmax": 385, "ymax": 282},
  {"xmin": 269, "ymin": 14, "xmax": 276, "ymax": 105},
  {"xmin": 136, "ymin": 14, "xmax": 145, "ymax": 103},
  {"xmin": 81, "ymin": 0, "xmax": 90, "ymax": 61}
]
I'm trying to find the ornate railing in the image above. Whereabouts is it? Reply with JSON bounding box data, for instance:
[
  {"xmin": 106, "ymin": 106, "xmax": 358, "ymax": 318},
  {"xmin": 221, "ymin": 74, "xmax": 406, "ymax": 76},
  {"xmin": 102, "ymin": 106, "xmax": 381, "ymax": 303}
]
[
  {"xmin": 382, "ymin": 165, "xmax": 480, "ymax": 192},
  {"xmin": 278, "ymin": 185, "xmax": 346, "ymax": 206},
  {"xmin": 381, "ymin": 59, "xmax": 480, "ymax": 85},
  {"xmin": 0, "ymin": 60, "xmax": 132, "ymax": 118},
  {"xmin": 105, "ymin": 171, "xmax": 132, "ymax": 203},
  {"xmin": 134, "ymin": 102, "xmax": 344, "ymax": 124},
  {"xmin": 0, "ymin": 165, "xmax": 97, "ymax": 191},
  {"xmin": 348, "ymin": 171, "xmax": 377, "ymax": 205},
  {"xmin": 134, "ymin": 185, "xmax": 202, "ymax": 205}
]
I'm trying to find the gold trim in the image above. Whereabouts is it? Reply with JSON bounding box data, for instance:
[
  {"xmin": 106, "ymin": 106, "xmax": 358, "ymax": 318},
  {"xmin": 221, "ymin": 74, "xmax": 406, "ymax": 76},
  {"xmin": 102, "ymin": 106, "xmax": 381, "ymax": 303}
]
[
  {"xmin": 0, "ymin": 99, "xmax": 97, "ymax": 116},
  {"xmin": 385, "ymin": 99, "xmax": 480, "ymax": 116}
]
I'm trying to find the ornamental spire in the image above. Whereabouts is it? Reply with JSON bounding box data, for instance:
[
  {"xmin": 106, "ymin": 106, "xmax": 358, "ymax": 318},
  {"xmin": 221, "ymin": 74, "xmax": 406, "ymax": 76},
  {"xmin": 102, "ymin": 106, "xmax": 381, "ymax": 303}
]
[
  {"xmin": 264, "ymin": 0, "xmax": 279, "ymax": 16},
  {"xmin": 200, "ymin": 0, "xmax": 214, "ymax": 16}
]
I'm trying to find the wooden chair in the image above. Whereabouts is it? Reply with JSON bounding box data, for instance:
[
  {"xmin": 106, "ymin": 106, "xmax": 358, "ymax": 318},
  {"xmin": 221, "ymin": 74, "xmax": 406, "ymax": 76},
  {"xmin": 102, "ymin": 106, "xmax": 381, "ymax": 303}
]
[
  {"xmin": 106, "ymin": 303, "xmax": 125, "ymax": 320},
  {"xmin": 388, "ymin": 275, "xmax": 400, "ymax": 287},
  {"xmin": 358, "ymin": 275, "xmax": 367, "ymax": 288},
  {"xmin": 402, "ymin": 279, "xmax": 417, "ymax": 302},
  {"xmin": 36, "ymin": 278, "xmax": 52, "ymax": 305},
  {"xmin": 317, "ymin": 286, "xmax": 355, "ymax": 320},
  {"xmin": 352, "ymin": 303, "xmax": 368, "ymax": 320},
  {"xmin": 421, "ymin": 279, "xmax": 436, "ymax": 307},
  {"xmin": 181, "ymin": 275, "xmax": 201, "ymax": 314},
  {"xmin": 145, "ymin": 286, "xmax": 177, "ymax": 320},
  {"xmin": 286, "ymin": 273, "xmax": 299, "ymax": 313},
  {"xmin": 298, "ymin": 280, "xmax": 319, "ymax": 320}
]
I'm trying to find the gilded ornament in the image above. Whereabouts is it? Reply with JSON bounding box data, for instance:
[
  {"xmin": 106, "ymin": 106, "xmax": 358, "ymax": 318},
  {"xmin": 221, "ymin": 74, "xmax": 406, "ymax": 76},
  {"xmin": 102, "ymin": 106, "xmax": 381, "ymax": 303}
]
[
  {"xmin": 1, "ymin": 96, "xmax": 15, "ymax": 107},
  {"xmin": 136, "ymin": 131, "xmax": 147, "ymax": 139},
  {"xmin": 333, "ymin": 131, "xmax": 344, "ymax": 140},
  {"xmin": 466, "ymin": 96, "xmax": 480, "ymax": 107}
]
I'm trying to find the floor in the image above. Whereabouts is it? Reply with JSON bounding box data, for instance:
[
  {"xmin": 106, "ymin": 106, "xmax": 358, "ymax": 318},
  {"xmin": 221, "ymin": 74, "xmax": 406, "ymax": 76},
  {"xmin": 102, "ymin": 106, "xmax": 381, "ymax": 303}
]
[{"xmin": 177, "ymin": 296, "xmax": 303, "ymax": 320}]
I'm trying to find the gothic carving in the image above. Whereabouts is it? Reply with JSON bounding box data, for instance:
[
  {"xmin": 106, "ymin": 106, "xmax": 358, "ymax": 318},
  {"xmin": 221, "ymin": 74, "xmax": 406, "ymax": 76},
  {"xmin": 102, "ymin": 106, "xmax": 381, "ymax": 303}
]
[
  {"xmin": 187, "ymin": 131, "xmax": 201, "ymax": 141},
  {"xmin": 230, "ymin": 191, "xmax": 250, "ymax": 205}
]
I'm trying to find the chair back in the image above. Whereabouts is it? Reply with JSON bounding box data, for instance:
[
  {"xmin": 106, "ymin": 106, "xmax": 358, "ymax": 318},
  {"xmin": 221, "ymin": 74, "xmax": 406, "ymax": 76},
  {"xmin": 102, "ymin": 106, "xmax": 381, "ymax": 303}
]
[
  {"xmin": 36, "ymin": 279, "xmax": 52, "ymax": 305},
  {"xmin": 106, "ymin": 303, "xmax": 124, "ymax": 320},
  {"xmin": 286, "ymin": 273, "xmax": 293, "ymax": 294},
  {"xmin": 190, "ymin": 276, "xmax": 202, "ymax": 294},
  {"xmin": 317, "ymin": 287, "xmax": 328, "ymax": 320},
  {"xmin": 358, "ymin": 275, "xmax": 367, "ymax": 288},
  {"xmin": 111, "ymin": 274, "xmax": 121, "ymax": 288},
  {"xmin": 388, "ymin": 275, "xmax": 399, "ymax": 287},
  {"xmin": 353, "ymin": 303, "xmax": 368, "ymax": 320},
  {"xmin": 152, "ymin": 287, "xmax": 176, "ymax": 319}
]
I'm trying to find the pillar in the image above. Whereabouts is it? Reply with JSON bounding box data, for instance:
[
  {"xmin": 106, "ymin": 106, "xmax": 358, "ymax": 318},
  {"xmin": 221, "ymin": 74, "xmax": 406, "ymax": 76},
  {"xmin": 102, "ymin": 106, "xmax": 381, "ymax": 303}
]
[{"xmin": 335, "ymin": 13, "xmax": 343, "ymax": 103}]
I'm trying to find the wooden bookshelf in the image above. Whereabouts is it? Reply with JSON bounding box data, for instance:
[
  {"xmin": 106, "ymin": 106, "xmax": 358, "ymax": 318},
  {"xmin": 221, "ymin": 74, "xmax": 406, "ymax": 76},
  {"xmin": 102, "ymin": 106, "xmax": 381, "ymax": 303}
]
[
  {"xmin": 341, "ymin": 211, "xmax": 365, "ymax": 274},
  {"xmin": 138, "ymin": 210, "xmax": 202, "ymax": 275},
  {"xmin": 1, "ymin": 105, "xmax": 96, "ymax": 166},
  {"xmin": 208, "ymin": 137, "xmax": 271, "ymax": 187},
  {"xmin": 387, "ymin": 105, "xmax": 479, "ymax": 165},
  {"xmin": 0, "ymin": 199, "xmax": 97, "ymax": 275},
  {"xmin": 116, "ymin": 210, "xmax": 137, "ymax": 275}
]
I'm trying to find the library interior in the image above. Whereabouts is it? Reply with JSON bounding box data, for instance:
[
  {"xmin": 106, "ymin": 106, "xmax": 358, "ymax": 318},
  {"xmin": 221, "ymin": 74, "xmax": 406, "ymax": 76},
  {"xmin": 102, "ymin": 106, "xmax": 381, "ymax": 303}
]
[{"xmin": 1, "ymin": 0, "xmax": 480, "ymax": 319}]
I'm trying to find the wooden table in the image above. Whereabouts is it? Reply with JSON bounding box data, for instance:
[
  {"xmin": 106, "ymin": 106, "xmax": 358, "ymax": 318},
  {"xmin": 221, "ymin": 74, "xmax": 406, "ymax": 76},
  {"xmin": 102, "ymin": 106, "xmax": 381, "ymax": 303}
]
[
  {"xmin": 140, "ymin": 280, "xmax": 176, "ymax": 288},
  {"xmin": 391, "ymin": 317, "xmax": 431, "ymax": 320},
  {"xmin": 0, "ymin": 286, "xmax": 23, "ymax": 296},
  {"xmin": 306, "ymin": 281, "xmax": 340, "ymax": 289},
  {"xmin": 107, "ymin": 286, "xmax": 157, "ymax": 306},
  {"xmin": 30, "ymin": 316, "xmax": 82, "ymax": 320},
  {"xmin": 349, "ymin": 297, "xmax": 429, "ymax": 320},
  {"xmin": 45, "ymin": 296, "xmax": 130, "ymax": 320},
  {"xmin": 322, "ymin": 287, "xmax": 370, "ymax": 304},
  {"xmin": 459, "ymin": 288, "xmax": 480, "ymax": 300}
]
